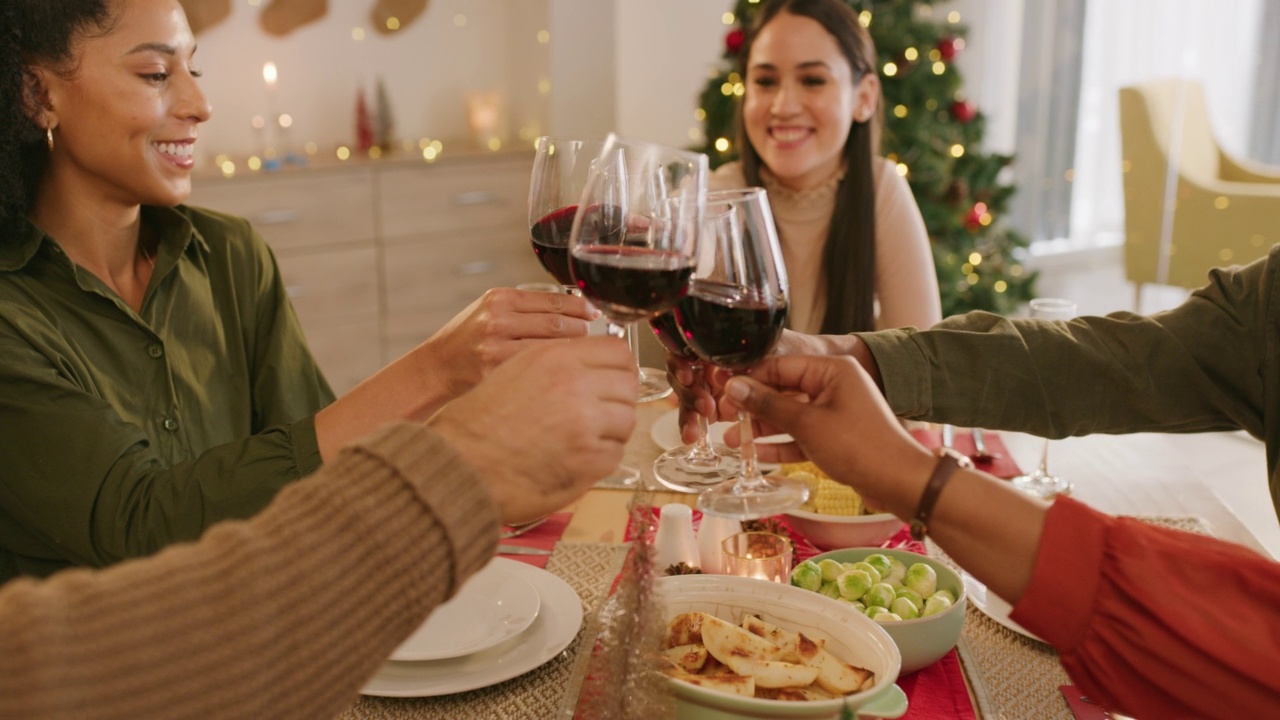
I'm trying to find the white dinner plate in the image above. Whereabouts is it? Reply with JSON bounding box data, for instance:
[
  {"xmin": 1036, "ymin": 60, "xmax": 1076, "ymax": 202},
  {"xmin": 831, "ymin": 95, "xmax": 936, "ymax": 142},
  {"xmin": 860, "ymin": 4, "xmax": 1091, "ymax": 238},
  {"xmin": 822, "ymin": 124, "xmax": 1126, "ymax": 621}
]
[
  {"xmin": 961, "ymin": 571, "xmax": 1047, "ymax": 643},
  {"xmin": 649, "ymin": 409, "xmax": 789, "ymax": 465},
  {"xmin": 389, "ymin": 558, "xmax": 541, "ymax": 661},
  {"xmin": 362, "ymin": 559, "xmax": 583, "ymax": 697}
]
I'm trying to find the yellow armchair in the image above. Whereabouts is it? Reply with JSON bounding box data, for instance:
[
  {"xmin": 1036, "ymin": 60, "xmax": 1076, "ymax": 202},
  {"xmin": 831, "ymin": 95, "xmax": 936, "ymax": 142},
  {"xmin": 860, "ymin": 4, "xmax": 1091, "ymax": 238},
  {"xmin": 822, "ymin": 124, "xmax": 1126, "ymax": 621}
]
[{"xmin": 1119, "ymin": 79, "xmax": 1280, "ymax": 307}]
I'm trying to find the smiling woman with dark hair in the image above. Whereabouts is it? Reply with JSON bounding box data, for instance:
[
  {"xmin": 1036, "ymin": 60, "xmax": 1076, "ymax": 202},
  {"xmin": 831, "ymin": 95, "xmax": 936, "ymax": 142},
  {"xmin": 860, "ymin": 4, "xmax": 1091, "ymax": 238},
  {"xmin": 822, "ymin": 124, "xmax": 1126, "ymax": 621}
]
[
  {"xmin": 715, "ymin": 0, "xmax": 941, "ymax": 336},
  {"xmin": 0, "ymin": 0, "xmax": 599, "ymax": 582}
]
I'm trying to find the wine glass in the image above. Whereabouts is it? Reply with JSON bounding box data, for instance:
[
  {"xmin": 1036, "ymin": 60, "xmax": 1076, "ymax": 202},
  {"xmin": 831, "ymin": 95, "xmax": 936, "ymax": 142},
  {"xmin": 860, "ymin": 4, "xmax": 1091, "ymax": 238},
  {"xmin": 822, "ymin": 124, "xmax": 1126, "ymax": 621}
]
[
  {"xmin": 648, "ymin": 308, "xmax": 741, "ymax": 492},
  {"xmin": 529, "ymin": 135, "xmax": 673, "ymax": 402},
  {"xmin": 675, "ymin": 188, "xmax": 809, "ymax": 518},
  {"xmin": 1009, "ymin": 298, "xmax": 1078, "ymax": 499},
  {"xmin": 567, "ymin": 135, "xmax": 706, "ymax": 488}
]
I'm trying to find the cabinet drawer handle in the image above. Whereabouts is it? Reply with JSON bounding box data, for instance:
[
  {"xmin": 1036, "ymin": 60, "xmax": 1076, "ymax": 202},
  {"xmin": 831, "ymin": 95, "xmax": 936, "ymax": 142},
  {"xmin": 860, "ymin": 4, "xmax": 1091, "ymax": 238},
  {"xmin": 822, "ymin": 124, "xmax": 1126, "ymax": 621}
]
[
  {"xmin": 453, "ymin": 191, "xmax": 497, "ymax": 206},
  {"xmin": 456, "ymin": 260, "xmax": 496, "ymax": 276},
  {"xmin": 254, "ymin": 209, "xmax": 300, "ymax": 225}
]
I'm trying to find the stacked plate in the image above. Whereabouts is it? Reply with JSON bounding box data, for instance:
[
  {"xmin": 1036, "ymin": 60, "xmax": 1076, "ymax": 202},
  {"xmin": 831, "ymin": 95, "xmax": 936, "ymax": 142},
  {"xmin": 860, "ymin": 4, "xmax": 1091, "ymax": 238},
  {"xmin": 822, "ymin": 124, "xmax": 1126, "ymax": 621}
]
[{"xmin": 361, "ymin": 557, "xmax": 583, "ymax": 697}]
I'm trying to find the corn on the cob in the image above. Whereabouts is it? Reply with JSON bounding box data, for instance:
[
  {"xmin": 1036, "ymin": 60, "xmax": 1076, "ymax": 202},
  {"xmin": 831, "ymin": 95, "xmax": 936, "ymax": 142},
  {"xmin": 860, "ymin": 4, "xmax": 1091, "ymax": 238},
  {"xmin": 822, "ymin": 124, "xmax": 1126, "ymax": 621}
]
[{"xmin": 781, "ymin": 462, "xmax": 865, "ymax": 516}]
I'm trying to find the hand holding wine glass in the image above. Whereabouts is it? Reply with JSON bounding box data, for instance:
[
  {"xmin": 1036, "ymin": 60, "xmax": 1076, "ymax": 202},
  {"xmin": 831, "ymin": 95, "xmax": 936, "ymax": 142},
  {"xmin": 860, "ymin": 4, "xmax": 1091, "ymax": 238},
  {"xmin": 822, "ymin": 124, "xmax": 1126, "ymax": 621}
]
[{"xmin": 674, "ymin": 188, "xmax": 808, "ymax": 518}]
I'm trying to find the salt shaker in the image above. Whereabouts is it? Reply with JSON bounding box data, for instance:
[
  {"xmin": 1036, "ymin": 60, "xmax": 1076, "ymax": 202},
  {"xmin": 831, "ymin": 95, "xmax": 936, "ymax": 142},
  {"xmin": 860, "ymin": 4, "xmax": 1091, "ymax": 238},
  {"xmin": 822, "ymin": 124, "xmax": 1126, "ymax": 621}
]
[
  {"xmin": 696, "ymin": 513, "xmax": 741, "ymax": 574},
  {"xmin": 652, "ymin": 504, "xmax": 700, "ymax": 571}
]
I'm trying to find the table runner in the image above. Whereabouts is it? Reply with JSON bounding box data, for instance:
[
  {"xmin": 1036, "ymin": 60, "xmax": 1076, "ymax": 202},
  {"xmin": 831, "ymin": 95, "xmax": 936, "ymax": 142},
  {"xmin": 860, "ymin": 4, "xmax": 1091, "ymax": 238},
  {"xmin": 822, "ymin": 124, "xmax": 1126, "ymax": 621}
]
[
  {"xmin": 339, "ymin": 542, "xmax": 628, "ymax": 720},
  {"xmin": 929, "ymin": 516, "xmax": 1213, "ymax": 720}
]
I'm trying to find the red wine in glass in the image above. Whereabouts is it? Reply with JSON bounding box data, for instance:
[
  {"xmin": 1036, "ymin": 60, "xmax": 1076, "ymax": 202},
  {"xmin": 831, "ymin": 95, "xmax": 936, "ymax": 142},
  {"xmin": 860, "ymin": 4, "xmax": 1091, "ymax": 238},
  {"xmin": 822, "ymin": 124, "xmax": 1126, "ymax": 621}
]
[
  {"xmin": 530, "ymin": 206, "xmax": 576, "ymax": 286},
  {"xmin": 649, "ymin": 310, "xmax": 697, "ymax": 360},
  {"xmin": 570, "ymin": 246, "xmax": 694, "ymax": 322},
  {"xmin": 676, "ymin": 280, "xmax": 787, "ymax": 371}
]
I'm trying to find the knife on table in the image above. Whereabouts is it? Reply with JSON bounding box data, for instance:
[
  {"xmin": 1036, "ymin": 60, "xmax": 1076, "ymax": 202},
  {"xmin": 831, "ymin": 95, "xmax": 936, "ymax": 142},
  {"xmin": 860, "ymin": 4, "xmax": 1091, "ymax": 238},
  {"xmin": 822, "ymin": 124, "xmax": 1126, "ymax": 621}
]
[{"xmin": 498, "ymin": 544, "xmax": 552, "ymax": 556}]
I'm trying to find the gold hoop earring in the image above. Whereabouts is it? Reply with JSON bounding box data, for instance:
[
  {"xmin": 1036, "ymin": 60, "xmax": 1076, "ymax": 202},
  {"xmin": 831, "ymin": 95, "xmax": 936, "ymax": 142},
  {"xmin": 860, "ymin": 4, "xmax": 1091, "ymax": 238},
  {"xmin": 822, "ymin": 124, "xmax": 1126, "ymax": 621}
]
[{"xmin": 46, "ymin": 127, "xmax": 54, "ymax": 152}]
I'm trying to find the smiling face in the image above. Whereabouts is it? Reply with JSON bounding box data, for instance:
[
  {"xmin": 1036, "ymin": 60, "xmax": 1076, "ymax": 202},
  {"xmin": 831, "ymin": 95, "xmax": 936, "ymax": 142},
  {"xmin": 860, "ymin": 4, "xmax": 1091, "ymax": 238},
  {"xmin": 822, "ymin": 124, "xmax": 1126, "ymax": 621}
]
[
  {"xmin": 36, "ymin": 0, "xmax": 211, "ymax": 210},
  {"xmin": 742, "ymin": 11, "xmax": 877, "ymax": 191}
]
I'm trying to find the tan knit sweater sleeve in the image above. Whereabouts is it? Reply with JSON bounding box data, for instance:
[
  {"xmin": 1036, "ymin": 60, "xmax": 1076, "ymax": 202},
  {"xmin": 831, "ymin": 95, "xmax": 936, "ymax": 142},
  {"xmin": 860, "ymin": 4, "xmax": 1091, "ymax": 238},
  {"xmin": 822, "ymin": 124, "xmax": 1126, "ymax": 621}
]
[{"xmin": 0, "ymin": 422, "xmax": 499, "ymax": 720}]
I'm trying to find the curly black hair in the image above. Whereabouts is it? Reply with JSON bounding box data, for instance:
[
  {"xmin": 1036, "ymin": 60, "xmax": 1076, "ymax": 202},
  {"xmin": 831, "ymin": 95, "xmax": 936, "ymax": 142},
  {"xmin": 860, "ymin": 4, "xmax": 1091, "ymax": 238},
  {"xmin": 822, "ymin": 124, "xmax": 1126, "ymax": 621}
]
[{"xmin": 0, "ymin": 1, "xmax": 117, "ymax": 232}]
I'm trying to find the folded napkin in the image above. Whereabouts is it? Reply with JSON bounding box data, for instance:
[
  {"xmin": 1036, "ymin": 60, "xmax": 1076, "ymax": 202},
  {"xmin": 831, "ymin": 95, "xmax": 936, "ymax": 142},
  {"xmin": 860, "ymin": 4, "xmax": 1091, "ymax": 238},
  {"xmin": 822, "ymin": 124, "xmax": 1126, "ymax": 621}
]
[{"xmin": 497, "ymin": 511, "xmax": 572, "ymax": 568}]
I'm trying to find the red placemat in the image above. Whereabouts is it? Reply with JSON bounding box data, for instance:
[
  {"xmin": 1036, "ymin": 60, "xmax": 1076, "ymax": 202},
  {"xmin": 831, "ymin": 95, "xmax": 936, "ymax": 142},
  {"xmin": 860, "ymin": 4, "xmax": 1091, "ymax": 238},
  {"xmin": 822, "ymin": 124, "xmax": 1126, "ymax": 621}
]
[
  {"xmin": 496, "ymin": 511, "xmax": 572, "ymax": 568},
  {"xmin": 910, "ymin": 428, "xmax": 1021, "ymax": 478}
]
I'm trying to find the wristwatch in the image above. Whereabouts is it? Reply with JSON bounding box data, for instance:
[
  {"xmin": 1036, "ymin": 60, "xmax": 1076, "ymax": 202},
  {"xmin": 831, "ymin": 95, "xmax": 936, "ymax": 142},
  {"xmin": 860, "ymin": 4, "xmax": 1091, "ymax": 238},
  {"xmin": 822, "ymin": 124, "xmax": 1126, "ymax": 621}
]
[{"xmin": 909, "ymin": 447, "xmax": 974, "ymax": 541}]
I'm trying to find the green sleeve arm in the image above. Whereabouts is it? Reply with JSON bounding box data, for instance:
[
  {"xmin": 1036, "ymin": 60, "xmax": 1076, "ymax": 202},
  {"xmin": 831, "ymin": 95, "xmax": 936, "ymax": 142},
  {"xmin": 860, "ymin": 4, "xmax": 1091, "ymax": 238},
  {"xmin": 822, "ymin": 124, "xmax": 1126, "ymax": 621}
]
[{"xmin": 858, "ymin": 251, "xmax": 1272, "ymax": 439}]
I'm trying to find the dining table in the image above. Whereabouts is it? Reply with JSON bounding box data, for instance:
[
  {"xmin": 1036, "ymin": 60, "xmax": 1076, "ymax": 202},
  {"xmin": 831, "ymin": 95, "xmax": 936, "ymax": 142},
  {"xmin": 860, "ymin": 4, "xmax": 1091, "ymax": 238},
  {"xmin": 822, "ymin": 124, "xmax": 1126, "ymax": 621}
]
[{"xmin": 340, "ymin": 397, "xmax": 1279, "ymax": 719}]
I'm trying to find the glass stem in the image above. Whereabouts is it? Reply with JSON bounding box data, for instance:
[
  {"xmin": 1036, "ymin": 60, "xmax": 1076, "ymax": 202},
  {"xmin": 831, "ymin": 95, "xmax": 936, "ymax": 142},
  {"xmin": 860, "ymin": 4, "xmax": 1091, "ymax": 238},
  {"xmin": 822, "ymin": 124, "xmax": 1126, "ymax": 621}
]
[
  {"xmin": 736, "ymin": 409, "xmax": 768, "ymax": 489},
  {"xmin": 606, "ymin": 321, "xmax": 627, "ymax": 340},
  {"xmin": 1036, "ymin": 438, "xmax": 1051, "ymax": 476}
]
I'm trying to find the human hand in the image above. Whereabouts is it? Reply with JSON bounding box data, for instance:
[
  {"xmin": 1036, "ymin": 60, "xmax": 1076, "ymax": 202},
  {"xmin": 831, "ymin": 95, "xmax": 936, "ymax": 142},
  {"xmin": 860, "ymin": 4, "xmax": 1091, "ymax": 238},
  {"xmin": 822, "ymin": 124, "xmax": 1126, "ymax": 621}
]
[
  {"xmin": 419, "ymin": 288, "xmax": 601, "ymax": 400},
  {"xmin": 429, "ymin": 336, "xmax": 637, "ymax": 524},
  {"xmin": 721, "ymin": 355, "xmax": 930, "ymax": 512}
]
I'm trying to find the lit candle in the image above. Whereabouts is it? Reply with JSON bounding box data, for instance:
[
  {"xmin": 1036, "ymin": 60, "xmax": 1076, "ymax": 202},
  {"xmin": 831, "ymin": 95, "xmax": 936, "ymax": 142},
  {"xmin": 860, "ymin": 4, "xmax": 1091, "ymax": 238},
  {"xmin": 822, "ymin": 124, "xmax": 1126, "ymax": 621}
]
[
  {"xmin": 722, "ymin": 532, "xmax": 793, "ymax": 583},
  {"xmin": 263, "ymin": 62, "xmax": 279, "ymax": 150}
]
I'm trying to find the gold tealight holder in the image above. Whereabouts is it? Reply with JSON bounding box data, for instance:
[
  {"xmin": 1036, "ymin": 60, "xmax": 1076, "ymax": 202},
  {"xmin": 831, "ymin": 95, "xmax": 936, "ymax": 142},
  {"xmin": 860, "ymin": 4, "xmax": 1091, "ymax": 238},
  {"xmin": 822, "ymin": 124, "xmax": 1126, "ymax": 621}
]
[{"xmin": 721, "ymin": 531, "xmax": 792, "ymax": 583}]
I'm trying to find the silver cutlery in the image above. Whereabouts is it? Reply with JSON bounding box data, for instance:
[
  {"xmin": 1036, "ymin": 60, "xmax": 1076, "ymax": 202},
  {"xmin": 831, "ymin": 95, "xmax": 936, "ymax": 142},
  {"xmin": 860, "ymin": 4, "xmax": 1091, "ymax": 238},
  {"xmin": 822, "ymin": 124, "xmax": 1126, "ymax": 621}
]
[
  {"xmin": 500, "ymin": 516, "xmax": 549, "ymax": 539},
  {"xmin": 497, "ymin": 544, "xmax": 552, "ymax": 556},
  {"xmin": 971, "ymin": 427, "xmax": 1001, "ymax": 463}
]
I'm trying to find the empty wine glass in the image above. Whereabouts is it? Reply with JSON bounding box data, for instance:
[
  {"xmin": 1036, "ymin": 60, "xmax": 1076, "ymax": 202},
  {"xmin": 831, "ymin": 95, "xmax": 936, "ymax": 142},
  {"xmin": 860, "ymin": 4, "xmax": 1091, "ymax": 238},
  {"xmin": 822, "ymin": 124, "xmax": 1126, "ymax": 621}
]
[
  {"xmin": 530, "ymin": 135, "xmax": 673, "ymax": 402},
  {"xmin": 648, "ymin": 308, "xmax": 740, "ymax": 492},
  {"xmin": 675, "ymin": 188, "xmax": 808, "ymax": 518},
  {"xmin": 567, "ymin": 135, "xmax": 706, "ymax": 488},
  {"xmin": 1009, "ymin": 297, "xmax": 1078, "ymax": 499}
]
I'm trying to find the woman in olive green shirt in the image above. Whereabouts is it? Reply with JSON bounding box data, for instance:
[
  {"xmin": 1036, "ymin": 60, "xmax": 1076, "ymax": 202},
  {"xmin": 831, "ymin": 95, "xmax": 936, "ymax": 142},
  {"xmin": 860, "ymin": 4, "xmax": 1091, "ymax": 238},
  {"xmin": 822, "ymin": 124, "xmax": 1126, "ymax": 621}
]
[{"xmin": 0, "ymin": 0, "xmax": 597, "ymax": 580}]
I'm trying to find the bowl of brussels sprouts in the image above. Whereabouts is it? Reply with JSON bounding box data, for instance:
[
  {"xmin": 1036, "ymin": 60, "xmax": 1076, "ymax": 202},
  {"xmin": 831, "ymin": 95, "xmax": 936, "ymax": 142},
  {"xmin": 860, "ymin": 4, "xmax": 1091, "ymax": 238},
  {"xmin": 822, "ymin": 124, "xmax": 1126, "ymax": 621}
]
[{"xmin": 789, "ymin": 548, "xmax": 965, "ymax": 674}]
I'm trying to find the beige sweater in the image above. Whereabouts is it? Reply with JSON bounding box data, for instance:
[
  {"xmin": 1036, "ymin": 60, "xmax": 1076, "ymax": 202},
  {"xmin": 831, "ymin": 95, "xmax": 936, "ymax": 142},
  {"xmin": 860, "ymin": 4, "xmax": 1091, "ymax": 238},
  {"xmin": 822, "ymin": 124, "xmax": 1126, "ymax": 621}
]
[
  {"xmin": 711, "ymin": 159, "xmax": 942, "ymax": 333},
  {"xmin": 0, "ymin": 423, "xmax": 499, "ymax": 720}
]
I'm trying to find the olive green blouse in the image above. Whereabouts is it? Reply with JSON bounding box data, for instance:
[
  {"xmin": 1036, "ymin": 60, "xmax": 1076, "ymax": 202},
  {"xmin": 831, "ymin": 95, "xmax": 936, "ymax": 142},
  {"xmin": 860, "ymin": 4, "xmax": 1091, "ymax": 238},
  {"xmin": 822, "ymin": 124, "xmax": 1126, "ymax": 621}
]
[
  {"xmin": 0, "ymin": 205, "xmax": 334, "ymax": 581},
  {"xmin": 858, "ymin": 246, "xmax": 1279, "ymax": 521}
]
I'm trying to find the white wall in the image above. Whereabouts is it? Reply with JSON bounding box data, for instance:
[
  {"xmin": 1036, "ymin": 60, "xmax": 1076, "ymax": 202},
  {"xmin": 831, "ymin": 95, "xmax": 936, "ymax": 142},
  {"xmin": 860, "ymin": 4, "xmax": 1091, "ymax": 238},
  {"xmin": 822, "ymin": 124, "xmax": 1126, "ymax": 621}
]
[
  {"xmin": 191, "ymin": 0, "xmax": 534, "ymax": 159},
  {"xmin": 613, "ymin": 0, "xmax": 731, "ymax": 148}
]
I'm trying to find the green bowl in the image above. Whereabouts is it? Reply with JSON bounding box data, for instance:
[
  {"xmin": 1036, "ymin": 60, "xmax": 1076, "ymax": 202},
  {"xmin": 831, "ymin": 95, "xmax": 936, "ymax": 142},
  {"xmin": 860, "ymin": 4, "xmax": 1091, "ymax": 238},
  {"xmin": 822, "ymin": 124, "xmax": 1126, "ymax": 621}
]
[{"xmin": 808, "ymin": 547, "xmax": 965, "ymax": 674}]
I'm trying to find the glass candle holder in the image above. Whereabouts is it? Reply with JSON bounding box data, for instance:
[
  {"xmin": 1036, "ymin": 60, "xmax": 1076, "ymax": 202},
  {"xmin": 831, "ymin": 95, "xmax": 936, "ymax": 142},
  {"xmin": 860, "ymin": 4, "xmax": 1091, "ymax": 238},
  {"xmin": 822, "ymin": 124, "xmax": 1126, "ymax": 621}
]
[{"xmin": 721, "ymin": 532, "xmax": 792, "ymax": 583}]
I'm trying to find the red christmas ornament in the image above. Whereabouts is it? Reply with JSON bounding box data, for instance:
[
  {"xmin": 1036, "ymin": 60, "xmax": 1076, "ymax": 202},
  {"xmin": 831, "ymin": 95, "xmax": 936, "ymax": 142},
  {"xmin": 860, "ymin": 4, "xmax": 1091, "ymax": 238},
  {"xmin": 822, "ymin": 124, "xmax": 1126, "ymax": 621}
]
[
  {"xmin": 951, "ymin": 99, "xmax": 977, "ymax": 124},
  {"xmin": 725, "ymin": 28, "xmax": 745, "ymax": 55},
  {"xmin": 965, "ymin": 202, "xmax": 988, "ymax": 231},
  {"xmin": 937, "ymin": 36, "xmax": 961, "ymax": 62}
]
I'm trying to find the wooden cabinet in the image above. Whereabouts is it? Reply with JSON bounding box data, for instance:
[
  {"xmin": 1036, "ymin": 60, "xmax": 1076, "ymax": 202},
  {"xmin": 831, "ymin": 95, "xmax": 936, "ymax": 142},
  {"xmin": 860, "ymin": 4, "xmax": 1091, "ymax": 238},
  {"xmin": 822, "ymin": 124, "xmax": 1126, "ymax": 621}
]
[{"xmin": 188, "ymin": 150, "xmax": 544, "ymax": 395}]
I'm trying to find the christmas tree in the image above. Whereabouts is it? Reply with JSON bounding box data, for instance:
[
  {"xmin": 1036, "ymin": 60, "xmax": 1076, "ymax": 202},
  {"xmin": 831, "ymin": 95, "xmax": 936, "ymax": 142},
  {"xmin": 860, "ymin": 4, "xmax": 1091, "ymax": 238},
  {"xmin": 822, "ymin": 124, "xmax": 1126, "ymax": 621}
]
[{"xmin": 697, "ymin": 0, "xmax": 1036, "ymax": 316}]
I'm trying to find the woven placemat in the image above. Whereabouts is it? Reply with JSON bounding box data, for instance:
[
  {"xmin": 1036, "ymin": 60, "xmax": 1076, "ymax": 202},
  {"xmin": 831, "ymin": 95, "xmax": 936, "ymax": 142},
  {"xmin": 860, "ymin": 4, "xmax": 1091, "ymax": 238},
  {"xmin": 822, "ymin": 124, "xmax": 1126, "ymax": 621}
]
[
  {"xmin": 930, "ymin": 515, "xmax": 1211, "ymax": 719},
  {"xmin": 339, "ymin": 542, "xmax": 629, "ymax": 720}
]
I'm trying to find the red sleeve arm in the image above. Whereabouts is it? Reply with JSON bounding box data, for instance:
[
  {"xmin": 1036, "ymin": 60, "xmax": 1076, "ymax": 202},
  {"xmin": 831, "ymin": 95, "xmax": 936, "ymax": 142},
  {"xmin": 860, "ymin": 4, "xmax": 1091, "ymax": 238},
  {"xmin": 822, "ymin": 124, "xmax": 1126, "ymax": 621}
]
[{"xmin": 1009, "ymin": 497, "xmax": 1280, "ymax": 718}]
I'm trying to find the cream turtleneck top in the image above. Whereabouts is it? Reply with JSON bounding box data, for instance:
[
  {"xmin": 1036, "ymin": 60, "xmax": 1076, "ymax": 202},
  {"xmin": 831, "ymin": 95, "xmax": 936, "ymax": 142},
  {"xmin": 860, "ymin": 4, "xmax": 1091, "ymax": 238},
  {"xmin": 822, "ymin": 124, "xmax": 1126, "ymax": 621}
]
[{"xmin": 710, "ymin": 157, "xmax": 942, "ymax": 334}]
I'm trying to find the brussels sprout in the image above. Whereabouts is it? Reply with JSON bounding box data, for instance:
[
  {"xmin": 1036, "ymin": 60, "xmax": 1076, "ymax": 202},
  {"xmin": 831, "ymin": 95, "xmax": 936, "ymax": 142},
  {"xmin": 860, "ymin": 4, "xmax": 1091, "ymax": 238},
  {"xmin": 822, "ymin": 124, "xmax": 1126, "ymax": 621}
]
[
  {"xmin": 790, "ymin": 560, "xmax": 823, "ymax": 592},
  {"xmin": 903, "ymin": 563, "xmax": 938, "ymax": 598},
  {"xmin": 817, "ymin": 581, "xmax": 842, "ymax": 600},
  {"xmin": 930, "ymin": 589, "xmax": 957, "ymax": 605},
  {"xmin": 863, "ymin": 582, "xmax": 896, "ymax": 609},
  {"xmin": 894, "ymin": 587, "xmax": 925, "ymax": 609},
  {"xmin": 873, "ymin": 612, "xmax": 903, "ymax": 623},
  {"xmin": 923, "ymin": 594, "xmax": 954, "ymax": 617},
  {"xmin": 864, "ymin": 605, "xmax": 892, "ymax": 620},
  {"xmin": 863, "ymin": 553, "xmax": 893, "ymax": 579},
  {"xmin": 817, "ymin": 558, "xmax": 846, "ymax": 583},
  {"xmin": 835, "ymin": 569, "xmax": 874, "ymax": 601},
  {"xmin": 837, "ymin": 597, "xmax": 867, "ymax": 614},
  {"xmin": 882, "ymin": 556, "xmax": 908, "ymax": 586},
  {"xmin": 847, "ymin": 561, "xmax": 882, "ymax": 586},
  {"xmin": 890, "ymin": 596, "xmax": 921, "ymax": 620}
]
